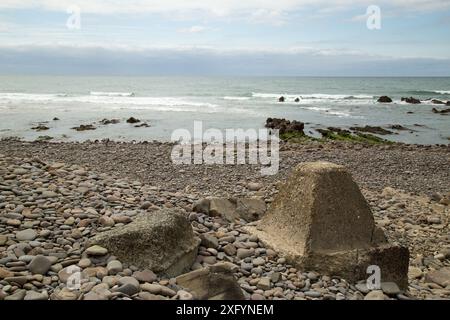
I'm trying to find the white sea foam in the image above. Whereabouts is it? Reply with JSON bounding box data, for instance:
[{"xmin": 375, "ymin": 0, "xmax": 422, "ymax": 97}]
[
  {"xmin": 90, "ymin": 91, "xmax": 135, "ymax": 97},
  {"xmin": 434, "ymin": 90, "xmax": 450, "ymax": 94},
  {"xmin": 0, "ymin": 92, "xmax": 217, "ymax": 108},
  {"xmin": 252, "ymin": 92, "xmax": 374, "ymax": 101},
  {"xmin": 223, "ymin": 96, "xmax": 250, "ymax": 101}
]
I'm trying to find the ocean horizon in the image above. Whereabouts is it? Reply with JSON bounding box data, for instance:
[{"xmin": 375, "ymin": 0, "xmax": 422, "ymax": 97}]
[{"xmin": 1, "ymin": 75, "xmax": 449, "ymax": 144}]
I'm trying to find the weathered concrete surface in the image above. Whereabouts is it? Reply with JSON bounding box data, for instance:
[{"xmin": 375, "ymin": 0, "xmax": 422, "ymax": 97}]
[
  {"xmin": 245, "ymin": 162, "xmax": 409, "ymax": 289},
  {"xmin": 176, "ymin": 263, "xmax": 245, "ymax": 300},
  {"xmin": 89, "ymin": 208, "xmax": 200, "ymax": 277}
]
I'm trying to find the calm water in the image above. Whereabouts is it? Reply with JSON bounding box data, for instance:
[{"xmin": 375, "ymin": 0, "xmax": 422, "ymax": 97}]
[{"xmin": 0, "ymin": 76, "xmax": 449, "ymax": 144}]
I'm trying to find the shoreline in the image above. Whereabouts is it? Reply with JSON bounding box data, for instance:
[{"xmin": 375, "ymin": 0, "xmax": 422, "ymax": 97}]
[{"xmin": 1, "ymin": 138, "xmax": 449, "ymax": 196}]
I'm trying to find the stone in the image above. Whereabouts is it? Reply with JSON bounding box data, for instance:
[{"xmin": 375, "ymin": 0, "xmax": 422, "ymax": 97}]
[
  {"xmin": 425, "ymin": 267, "xmax": 450, "ymax": 287},
  {"xmin": 380, "ymin": 282, "xmax": 401, "ymax": 295},
  {"xmin": 257, "ymin": 277, "xmax": 271, "ymax": 290},
  {"xmin": 28, "ymin": 255, "xmax": 52, "ymax": 275},
  {"xmin": 89, "ymin": 208, "xmax": 200, "ymax": 277},
  {"xmin": 113, "ymin": 283, "xmax": 139, "ymax": 296},
  {"xmin": 176, "ymin": 264, "xmax": 245, "ymax": 300},
  {"xmin": 355, "ymin": 283, "xmax": 370, "ymax": 294},
  {"xmin": 24, "ymin": 290, "xmax": 48, "ymax": 300},
  {"xmin": 50, "ymin": 287, "xmax": 79, "ymax": 300},
  {"xmin": 244, "ymin": 162, "xmax": 409, "ymax": 289},
  {"xmin": 201, "ymin": 234, "xmax": 219, "ymax": 249},
  {"xmin": 118, "ymin": 276, "xmax": 140, "ymax": 289},
  {"xmin": 78, "ymin": 258, "xmax": 92, "ymax": 268},
  {"xmin": 247, "ymin": 182, "xmax": 263, "ymax": 191},
  {"xmin": 223, "ymin": 244, "xmax": 237, "ymax": 256},
  {"xmin": 364, "ymin": 290, "xmax": 387, "ymax": 300},
  {"xmin": 4, "ymin": 289, "xmax": 26, "ymax": 300},
  {"xmin": 235, "ymin": 198, "xmax": 267, "ymax": 222},
  {"xmin": 0, "ymin": 267, "xmax": 14, "ymax": 279},
  {"xmin": 408, "ymin": 267, "xmax": 423, "ymax": 279},
  {"xmin": 58, "ymin": 265, "xmax": 83, "ymax": 283},
  {"xmin": 209, "ymin": 198, "xmax": 236, "ymax": 219},
  {"xmin": 140, "ymin": 283, "xmax": 175, "ymax": 297},
  {"xmin": 107, "ymin": 260, "xmax": 123, "ymax": 275},
  {"xmin": 133, "ymin": 270, "xmax": 157, "ymax": 283},
  {"xmin": 16, "ymin": 229, "xmax": 37, "ymax": 241},
  {"xmin": 237, "ymin": 248, "xmax": 253, "ymax": 260},
  {"xmin": 177, "ymin": 290, "xmax": 194, "ymax": 300},
  {"xmin": 85, "ymin": 245, "xmax": 108, "ymax": 256},
  {"xmin": 193, "ymin": 199, "xmax": 210, "ymax": 214},
  {"xmin": 99, "ymin": 215, "xmax": 115, "ymax": 227},
  {"xmin": 0, "ymin": 235, "xmax": 7, "ymax": 246},
  {"xmin": 377, "ymin": 96, "xmax": 393, "ymax": 103},
  {"xmin": 194, "ymin": 197, "xmax": 266, "ymax": 222}
]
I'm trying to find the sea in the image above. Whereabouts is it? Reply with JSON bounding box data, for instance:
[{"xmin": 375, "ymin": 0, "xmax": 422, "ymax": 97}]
[{"xmin": 0, "ymin": 76, "xmax": 449, "ymax": 144}]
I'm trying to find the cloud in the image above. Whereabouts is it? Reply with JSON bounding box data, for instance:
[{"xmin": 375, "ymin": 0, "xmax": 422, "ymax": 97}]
[
  {"xmin": 0, "ymin": 43, "xmax": 449, "ymax": 76},
  {"xmin": 178, "ymin": 25, "xmax": 207, "ymax": 33},
  {"xmin": 1, "ymin": 0, "xmax": 449, "ymax": 16}
]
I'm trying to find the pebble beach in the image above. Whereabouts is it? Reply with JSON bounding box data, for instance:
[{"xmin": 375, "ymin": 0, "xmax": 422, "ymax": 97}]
[{"xmin": 0, "ymin": 139, "xmax": 449, "ymax": 300}]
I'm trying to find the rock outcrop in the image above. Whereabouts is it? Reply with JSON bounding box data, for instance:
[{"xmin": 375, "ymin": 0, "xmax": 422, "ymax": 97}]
[
  {"xmin": 401, "ymin": 97, "xmax": 421, "ymax": 104},
  {"xmin": 244, "ymin": 162, "xmax": 410, "ymax": 289},
  {"xmin": 265, "ymin": 118, "xmax": 305, "ymax": 135},
  {"xmin": 88, "ymin": 208, "xmax": 200, "ymax": 277},
  {"xmin": 377, "ymin": 96, "xmax": 392, "ymax": 103}
]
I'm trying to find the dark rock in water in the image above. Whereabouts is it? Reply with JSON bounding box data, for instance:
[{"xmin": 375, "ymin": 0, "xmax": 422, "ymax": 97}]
[
  {"xmin": 406, "ymin": 111, "xmax": 414, "ymax": 114},
  {"xmin": 100, "ymin": 119, "xmax": 120, "ymax": 125},
  {"xmin": 265, "ymin": 118, "xmax": 304, "ymax": 135},
  {"xmin": 53, "ymin": 117, "xmax": 60, "ymax": 121},
  {"xmin": 377, "ymin": 96, "xmax": 393, "ymax": 103},
  {"xmin": 431, "ymin": 99, "xmax": 445, "ymax": 105},
  {"xmin": 134, "ymin": 123, "xmax": 150, "ymax": 128},
  {"xmin": 31, "ymin": 125, "xmax": 49, "ymax": 131},
  {"xmin": 72, "ymin": 124, "xmax": 96, "ymax": 131},
  {"xmin": 126, "ymin": 117, "xmax": 141, "ymax": 124},
  {"xmin": 294, "ymin": 97, "xmax": 300, "ymax": 102},
  {"xmin": 432, "ymin": 108, "xmax": 450, "ymax": 114},
  {"xmin": 327, "ymin": 127, "xmax": 351, "ymax": 134},
  {"xmin": 401, "ymin": 97, "xmax": 421, "ymax": 104},
  {"xmin": 350, "ymin": 125, "xmax": 393, "ymax": 135},
  {"xmin": 446, "ymin": 101, "xmax": 450, "ymax": 106},
  {"xmin": 278, "ymin": 96, "xmax": 285, "ymax": 102},
  {"xmin": 390, "ymin": 124, "xmax": 408, "ymax": 131},
  {"xmin": 36, "ymin": 135, "xmax": 53, "ymax": 141}
]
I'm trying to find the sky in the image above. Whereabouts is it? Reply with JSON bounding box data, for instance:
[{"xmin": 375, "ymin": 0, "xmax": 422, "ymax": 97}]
[{"xmin": 0, "ymin": 0, "xmax": 450, "ymax": 76}]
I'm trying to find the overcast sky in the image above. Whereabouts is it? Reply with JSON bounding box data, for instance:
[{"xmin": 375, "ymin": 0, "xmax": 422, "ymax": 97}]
[{"xmin": 1, "ymin": 0, "xmax": 450, "ymax": 76}]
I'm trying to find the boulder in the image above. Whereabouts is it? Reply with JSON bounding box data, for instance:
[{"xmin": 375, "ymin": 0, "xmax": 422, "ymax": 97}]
[
  {"xmin": 88, "ymin": 208, "xmax": 200, "ymax": 277},
  {"xmin": 278, "ymin": 96, "xmax": 285, "ymax": 102},
  {"xmin": 431, "ymin": 99, "xmax": 445, "ymax": 105},
  {"xmin": 176, "ymin": 263, "xmax": 244, "ymax": 300},
  {"xmin": 294, "ymin": 97, "xmax": 300, "ymax": 102},
  {"xmin": 432, "ymin": 108, "xmax": 450, "ymax": 114},
  {"xmin": 401, "ymin": 97, "xmax": 421, "ymax": 104},
  {"xmin": 193, "ymin": 197, "xmax": 266, "ymax": 222},
  {"xmin": 244, "ymin": 162, "xmax": 409, "ymax": 289},
  {"xmin": 425, "ymin": 267, "xmax": 450, "ymax": 287},
  {"xmin": 350, "ymin": 125, "xmax": 393, "ymax": 135},
  {"xmin": 126, "ymin": 117, "xmax": 140, "ymax": 124},
  {"xmin": 377, "ymin": 96, "xmax": 392, "ymax": 103},
  {"xmin": 265, "ymin": 118, "xmax": 305, "ymax": 135}
]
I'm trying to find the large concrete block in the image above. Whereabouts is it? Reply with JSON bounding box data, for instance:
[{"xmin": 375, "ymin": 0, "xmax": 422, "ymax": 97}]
[
  {"xmin": 89, "ymin": 208, "xmax": 200, "ymax": 277},
  {"xmin": 245, "ymin": 162, "xmax": 409, "ymax": 289}
]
